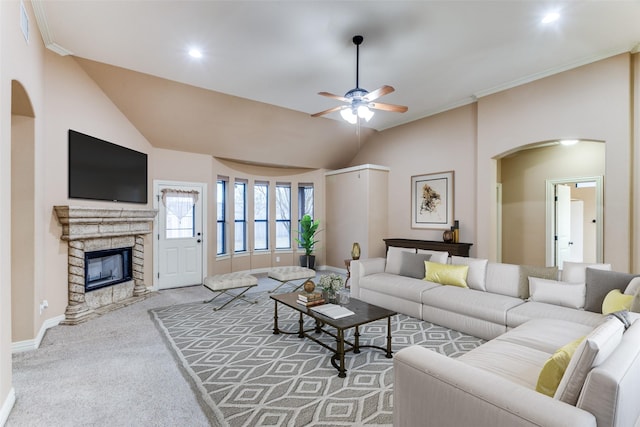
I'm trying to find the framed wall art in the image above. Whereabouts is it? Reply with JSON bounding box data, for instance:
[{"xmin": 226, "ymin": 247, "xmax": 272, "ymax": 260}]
[{"xmin": 411, "ymin": 171, "xmax": 454, "ymax": 230}]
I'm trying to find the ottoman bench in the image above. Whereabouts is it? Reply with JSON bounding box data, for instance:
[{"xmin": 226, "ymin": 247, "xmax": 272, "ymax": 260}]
[
  {"xmin": 203, "ymin": 272, "xmax": 258, "ymax": 311},
  {"xmin": 268, "ymin": 266, "xmax": 316, "ymax": 293}
]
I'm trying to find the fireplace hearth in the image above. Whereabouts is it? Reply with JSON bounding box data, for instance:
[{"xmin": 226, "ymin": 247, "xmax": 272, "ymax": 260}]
[{"xmin": 54, "ymin": 206, "xmax": 158, "ymax": 324}]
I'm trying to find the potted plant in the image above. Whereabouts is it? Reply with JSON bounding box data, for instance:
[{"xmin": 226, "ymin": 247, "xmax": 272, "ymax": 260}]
[{"xmin": 295, "ymin": 214, "xmax": 320, "ymax": 269}]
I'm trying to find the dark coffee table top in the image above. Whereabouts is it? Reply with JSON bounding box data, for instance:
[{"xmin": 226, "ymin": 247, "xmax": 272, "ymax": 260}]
[{"xmin": 270, "ymin": 292, "xmax": 397, "ymax": 329}]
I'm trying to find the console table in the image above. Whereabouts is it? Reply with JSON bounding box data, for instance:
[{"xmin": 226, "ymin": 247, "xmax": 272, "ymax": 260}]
[{"xmin": 383, "ymin": 238, "xmax": 473, "ymax": 257}]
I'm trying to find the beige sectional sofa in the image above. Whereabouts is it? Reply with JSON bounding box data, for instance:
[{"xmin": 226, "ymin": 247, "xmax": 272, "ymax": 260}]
[{"xmin": 350, "ymin": 245, "xmax": 640, "ymax": 426}]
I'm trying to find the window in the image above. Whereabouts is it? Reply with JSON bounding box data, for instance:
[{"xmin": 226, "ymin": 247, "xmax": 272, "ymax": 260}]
[
  {"xmin": 164, "ymin": 194, "xmax": 195, "ymax": 239},
  {"xmin": 216, "ymin": 179, "xmax": 227, "ymax": 255},
  {"xmin": 298, "ymin": 184, "xmax": 314, "ymax": 247},
  {"xmin": 275, "ymin": 184, "xmax": 291, "ymax": 249},
  {"xmin": 254, "ymin": 182, "xmax": 269, "ymax": 250},
  {"xmin": 234, "ymin": 181, "xmax": 247, "ymax": 252}
]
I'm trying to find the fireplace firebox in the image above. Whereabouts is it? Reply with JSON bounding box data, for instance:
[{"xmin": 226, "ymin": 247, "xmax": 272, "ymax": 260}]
[{"xmin": 84, "ymin": 247, "xmax": 133, "ymax": 292}]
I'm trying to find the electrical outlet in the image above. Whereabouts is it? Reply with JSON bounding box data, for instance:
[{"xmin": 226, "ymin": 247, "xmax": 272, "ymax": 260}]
[
  {"xmin": 39, "ymin": 300, "xmax": 49, "ymax": 315},
  {"xmin": 276, "ymin": 256, "xmax": 280, "ymax": 263}
]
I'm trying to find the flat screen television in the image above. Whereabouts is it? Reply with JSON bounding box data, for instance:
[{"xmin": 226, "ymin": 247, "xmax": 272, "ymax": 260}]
[{"xmin": 68, "ymin": 129, "xmax": 148, "ymax": 204}]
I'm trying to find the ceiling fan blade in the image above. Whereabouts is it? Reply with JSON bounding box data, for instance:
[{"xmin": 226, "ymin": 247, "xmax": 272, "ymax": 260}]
[
  {"xmin": 369, "ymin": 102, "xmax": 408, "ymax": 113},
  {"xmin": 364, "ymin": 85, "xmax": 395, "ymax": 102},
  {"xmin": 318, "ymin": 92, "xmax": 350, "ymax": 102},
  {"xmin": 310, "ymin": 105, "xmax": 345, "ymax": 117}
]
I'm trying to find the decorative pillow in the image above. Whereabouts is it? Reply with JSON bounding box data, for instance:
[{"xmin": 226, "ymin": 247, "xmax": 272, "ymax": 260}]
[
  {"xmin": 624, "ymin": 277, "xmax": 640, "ymax": 296},
  {"xmin": 518, "ymin": 265, "xmax": 559, "ymax": 299},
  {"xmin": 416, "ymin": 249, "xmax": 449, "ymax": 265},
  {"xmin": 632, "ymin": 288, "xmax": 640, "ymax": 313},
  {"xmin": 398, "ymin": 252, "xmax": 431, "ymax": 279},
  {"xmin": 424, "ymin": 261, "xmax": 469, "ymax": 288},
  {"xmin": 554, "ymin": 317, "xmax": 624, "ymax": 405},
  {"xmin": 529, "ymin": 277, "xmax": 586, "ymax": 309},
  {"xmin": 536, "ymin": 337, "xmax": 584, "ymax": 397},
  {"xmin": 584, "ymin": 268, "xmax": 639, "ymax": 313},
  {"xmin": 451, "ymin": 256, "xmax": 488, "ymax": 291},
  {"xmin": 385, "ymin": 246, "xmax": 416, "ymax": 275},
  {"xmin": 602, "ymin": 289, "xmax": 634, "ymax": 315},
  {"xmin": 561, "ymin": 261, "xmax": 611, "ymax": 284}
]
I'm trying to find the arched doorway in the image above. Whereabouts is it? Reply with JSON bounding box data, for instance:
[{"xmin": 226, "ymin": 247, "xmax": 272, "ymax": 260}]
[
  {"xmin": 497, "ymin": 140, "xmax": 605, "ymax": 267},
  {"xmin": 11, "ymin": 80, "xmax": 36, "ymax": 344}
]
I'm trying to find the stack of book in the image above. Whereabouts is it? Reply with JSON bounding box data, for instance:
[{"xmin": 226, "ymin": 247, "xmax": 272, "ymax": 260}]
[{"xmin": 297, "ymin": 291, "xmax": 325, "ymax": 307}]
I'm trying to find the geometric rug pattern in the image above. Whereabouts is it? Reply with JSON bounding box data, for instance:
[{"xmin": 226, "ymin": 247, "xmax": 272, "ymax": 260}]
[{"xmin": 150, "ymin": 293, "xmax": 485, "ymax": 426}]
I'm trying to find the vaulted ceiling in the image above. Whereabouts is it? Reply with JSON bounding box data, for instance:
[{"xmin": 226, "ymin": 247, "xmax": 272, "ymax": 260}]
[{"xmin": 32, "ymin": 1, "xmax": 640, "ymax": 169}]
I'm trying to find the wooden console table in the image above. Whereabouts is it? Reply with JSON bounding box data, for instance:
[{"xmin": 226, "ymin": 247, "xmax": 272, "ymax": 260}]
[{"xmin": 383, "ymin": 238, "xmax": 473, "ymax": 257}]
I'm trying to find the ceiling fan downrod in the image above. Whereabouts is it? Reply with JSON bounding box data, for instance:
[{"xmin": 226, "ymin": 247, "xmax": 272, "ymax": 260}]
[{"xmin": 353, "ymin": 35, "xmax": 363, "ymax": 90}]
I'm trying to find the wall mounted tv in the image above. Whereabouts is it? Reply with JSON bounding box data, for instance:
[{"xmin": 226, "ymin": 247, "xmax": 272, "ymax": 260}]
[{"xmin": 68, "ymin": 130, "xmax": 148, "ymax": 204}]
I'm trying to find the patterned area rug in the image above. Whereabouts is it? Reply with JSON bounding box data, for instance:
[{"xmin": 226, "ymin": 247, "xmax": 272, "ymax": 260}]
[{"xmin": 150, "ymin": 293, "xmax": 484, "ymax": 426}]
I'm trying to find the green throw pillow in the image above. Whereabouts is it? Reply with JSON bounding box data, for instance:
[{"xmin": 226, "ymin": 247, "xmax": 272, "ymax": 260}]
[
  {"xmin": 424, "ymin": 261, "xmax": 469, "ymax": 288},
  {"xmin": 602, "ymin": 289, "xmax": 633, "ymax": 315}
]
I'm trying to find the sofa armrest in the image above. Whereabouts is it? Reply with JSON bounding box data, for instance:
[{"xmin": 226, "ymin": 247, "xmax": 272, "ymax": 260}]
[
  {"xmin": 394, "ymin": 345, "xmax": 596, "ymax": 427},
  {"xmin": 350, "ymin": 258, "xmax": 386, "ymax": 299}
]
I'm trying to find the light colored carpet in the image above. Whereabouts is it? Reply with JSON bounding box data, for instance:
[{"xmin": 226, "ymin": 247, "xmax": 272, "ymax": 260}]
[{"xmin": 151, "ymin": 290, "xmax": 485, "ymax": 426}]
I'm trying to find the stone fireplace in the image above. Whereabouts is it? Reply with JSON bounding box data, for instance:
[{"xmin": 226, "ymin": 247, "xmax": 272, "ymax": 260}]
[{"xmin": 54, "ymin": 206, "xmax": 158, "ymax": 324}]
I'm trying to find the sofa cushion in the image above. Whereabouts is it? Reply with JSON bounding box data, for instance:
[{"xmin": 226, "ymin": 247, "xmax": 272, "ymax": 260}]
[
  {"xmin": 584, "ymin": 268, "xmax": 639, "ymax": 313},
  {"xmin": 506, "ymin": 301, "xmax": 604, "ymax": 329},
  {"xmin": 422, "ymin": 285, "xmax": 523, "ymax": 325},
  {"xmin": 625, "ymin": 277, "xmax": 640, "ymax": 295},
  {"xmin": 416, "ymin": 249, "xmax": 449, "ymax": 265},
  {"xmin": 536, "ymin": 336, "xmax": 584, "ymax": 397},
  {"xmin": 398, "ymin": 252, "xmax": 431, "ymax": 279},
  {"xmin": 529, "ymin": 277, "xmax": 586, "ymax": 309},
  {"xmin": 601, "ymin": 289, "xmax": 633, "ymax": 315},
  {"xmin": 485, "ymin": 262, "xmax": 521, "ymax": 298},
  {"xmin": 385, "ymin": 246, "xmax": 416, "ymax": 275},
  {"xmin": 561, "ymin": 261, "xmax": 611, "ymax": 283},
  {"xmin": 459, "ymin": 337, "xmax": 551, "ymax": 389},
  {"xmin": 497, "ymin": 318, "xmax": 593, "ymax": 355},
  {"xmin": 360, "ymin": 272, "xmax": 439, "ymax": 301},
  {"xmin": 451, "ymin": 256, "xmax": 488, "ymax": 291},
  {"xmin": 424, "ymin": 261, "xmax": 469, "ymax": 288},
  {"xmin": 518, "ymin": 265, "xmax": 559, "ymax": 299},
  {"xmin": 555, "ymin": 317, "xmax": 624, "ymax": 405}
]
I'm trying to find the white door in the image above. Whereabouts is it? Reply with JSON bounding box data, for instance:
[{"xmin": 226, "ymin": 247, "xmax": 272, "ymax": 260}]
[
  {"xmin": 569, "ymin": 200, "xmax": 584, "ymax": 262},
  {"xmin": 555, "ymin": 184, "xmax": 571, "ymax": 269},
  {"xmin": 156, "ymin": 183, "xmax": 205, "ymax": 289}
]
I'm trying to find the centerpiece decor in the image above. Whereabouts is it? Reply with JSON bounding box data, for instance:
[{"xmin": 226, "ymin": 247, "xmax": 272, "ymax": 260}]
[
  {"xmin": 319, "ymin": 274, "xmax": 345, "ymax": 304},
  {"xmin": 295, "ymin": 214, "xmax": 320, "ymax": 269}
]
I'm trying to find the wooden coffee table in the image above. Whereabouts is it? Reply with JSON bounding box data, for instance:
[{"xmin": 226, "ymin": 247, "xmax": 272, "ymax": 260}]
[{"xmin": 270, "ymin": 292, "xmax": 396, "ymax": 377}]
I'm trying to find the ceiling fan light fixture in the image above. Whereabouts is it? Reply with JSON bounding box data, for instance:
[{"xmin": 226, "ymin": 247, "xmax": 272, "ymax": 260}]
[
  {"xmin": 357, "ymin": 105, "xmax": 374, "ymax": 122},
  {"xmin": 340, "ymin": 108, "xmax": 358, "ymax": 124}
]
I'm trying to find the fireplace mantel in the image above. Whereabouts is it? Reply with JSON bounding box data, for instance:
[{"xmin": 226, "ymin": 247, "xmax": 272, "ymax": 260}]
[
  {"xmin": 54, "ymin": 205, "xmax": 158, "ymax": 324},
  {"xmin": 54, "ymin": 205, "xmax": 158, "ymax": 240}
]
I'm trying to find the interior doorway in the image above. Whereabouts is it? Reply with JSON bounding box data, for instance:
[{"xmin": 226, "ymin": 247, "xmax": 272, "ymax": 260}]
[{"xmin": 545, "ymin": 177, "xmax": 603, "ymax": 268}]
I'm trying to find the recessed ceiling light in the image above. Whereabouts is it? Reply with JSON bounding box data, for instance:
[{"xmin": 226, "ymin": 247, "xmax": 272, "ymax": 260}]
[
  {"xmin": 542, "ymin": 12, "xmax": 560, "ymax": 24},
  {"xmin": 560, "ymin": 139, "xmax": 579, "ymax": 146},
  {"xmin": 188, "ymin": 48, "xmax": 203, "ymax": 59}
]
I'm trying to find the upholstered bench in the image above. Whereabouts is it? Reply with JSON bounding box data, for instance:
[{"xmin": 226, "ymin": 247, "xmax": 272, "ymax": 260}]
[
  {"xmin": 268, "ymin": 266, "xmax": 316, "ymax": 293},
  {"xmin": 202, "ymin": 272, "xmax": 258, "ymax": 311}
]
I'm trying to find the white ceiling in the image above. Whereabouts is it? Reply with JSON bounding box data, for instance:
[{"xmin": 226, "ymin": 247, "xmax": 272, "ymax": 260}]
[{"xmin": 30, "ymin": 1, "xmax": 640, "ymax": 164}]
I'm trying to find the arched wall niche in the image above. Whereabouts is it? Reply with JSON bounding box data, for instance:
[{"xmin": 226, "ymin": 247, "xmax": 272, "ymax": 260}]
[
  {"xmin": 496, "ymin": 139, "xmax": 605, "ymax": 266},
  {"xmin": 11, "ymin": 79, "xmax": 37, "ymax": 342}
]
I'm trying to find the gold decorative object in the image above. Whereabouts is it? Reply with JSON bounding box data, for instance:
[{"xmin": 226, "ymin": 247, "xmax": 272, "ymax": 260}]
[
  {"xmin": 351, "ymin": 242, "xmax": 361, "ymax": 260},
  {"xmin": 303, "ymin": 280, "xmax": 315, "ymax": 293}
]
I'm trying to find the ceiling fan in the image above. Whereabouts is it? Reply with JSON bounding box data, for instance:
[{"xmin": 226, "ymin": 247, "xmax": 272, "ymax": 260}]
[{"xmin": 311, "ymin": 35, "xmax": 408, "ymax": 124}]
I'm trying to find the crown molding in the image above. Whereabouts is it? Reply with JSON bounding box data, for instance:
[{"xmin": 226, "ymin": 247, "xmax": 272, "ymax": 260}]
[{"xmin": 31, "ymin": 0, "xmax": 73, "ymax": 56}]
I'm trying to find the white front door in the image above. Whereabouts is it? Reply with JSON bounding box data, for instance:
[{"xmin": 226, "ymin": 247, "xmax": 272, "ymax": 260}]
[
  {"xmin": 555, "ymin": 184, "xmax": 572, "ymax": 269},
  {"xmin": 569, "ymin": 200, "xmax": 584, "ymax": 262},
  {"xmin": 155, "ymin": 182, "xmax": 206, "ymax": 289}
]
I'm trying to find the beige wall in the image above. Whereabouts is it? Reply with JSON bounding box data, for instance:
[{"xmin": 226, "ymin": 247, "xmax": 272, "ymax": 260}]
[
  {"xmin": 477, "ymin": 54, "xmax": 633, "ymax": 271},
  {"xmin": 500, "ymin": 142, "xmax": 605, "ymax": 266},
  {"xmin": 349, "ymin": 104, "xmax": 478, "ymax": 254}
]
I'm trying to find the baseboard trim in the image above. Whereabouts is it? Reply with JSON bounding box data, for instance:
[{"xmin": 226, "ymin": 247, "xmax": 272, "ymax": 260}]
[
  {"xmin": 0, "ymin": 387, "xmax": 15, "ymax": 427},
  {"xmin": 11, "ymin": 314, "xmax": 65, "ymax": 353}
]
